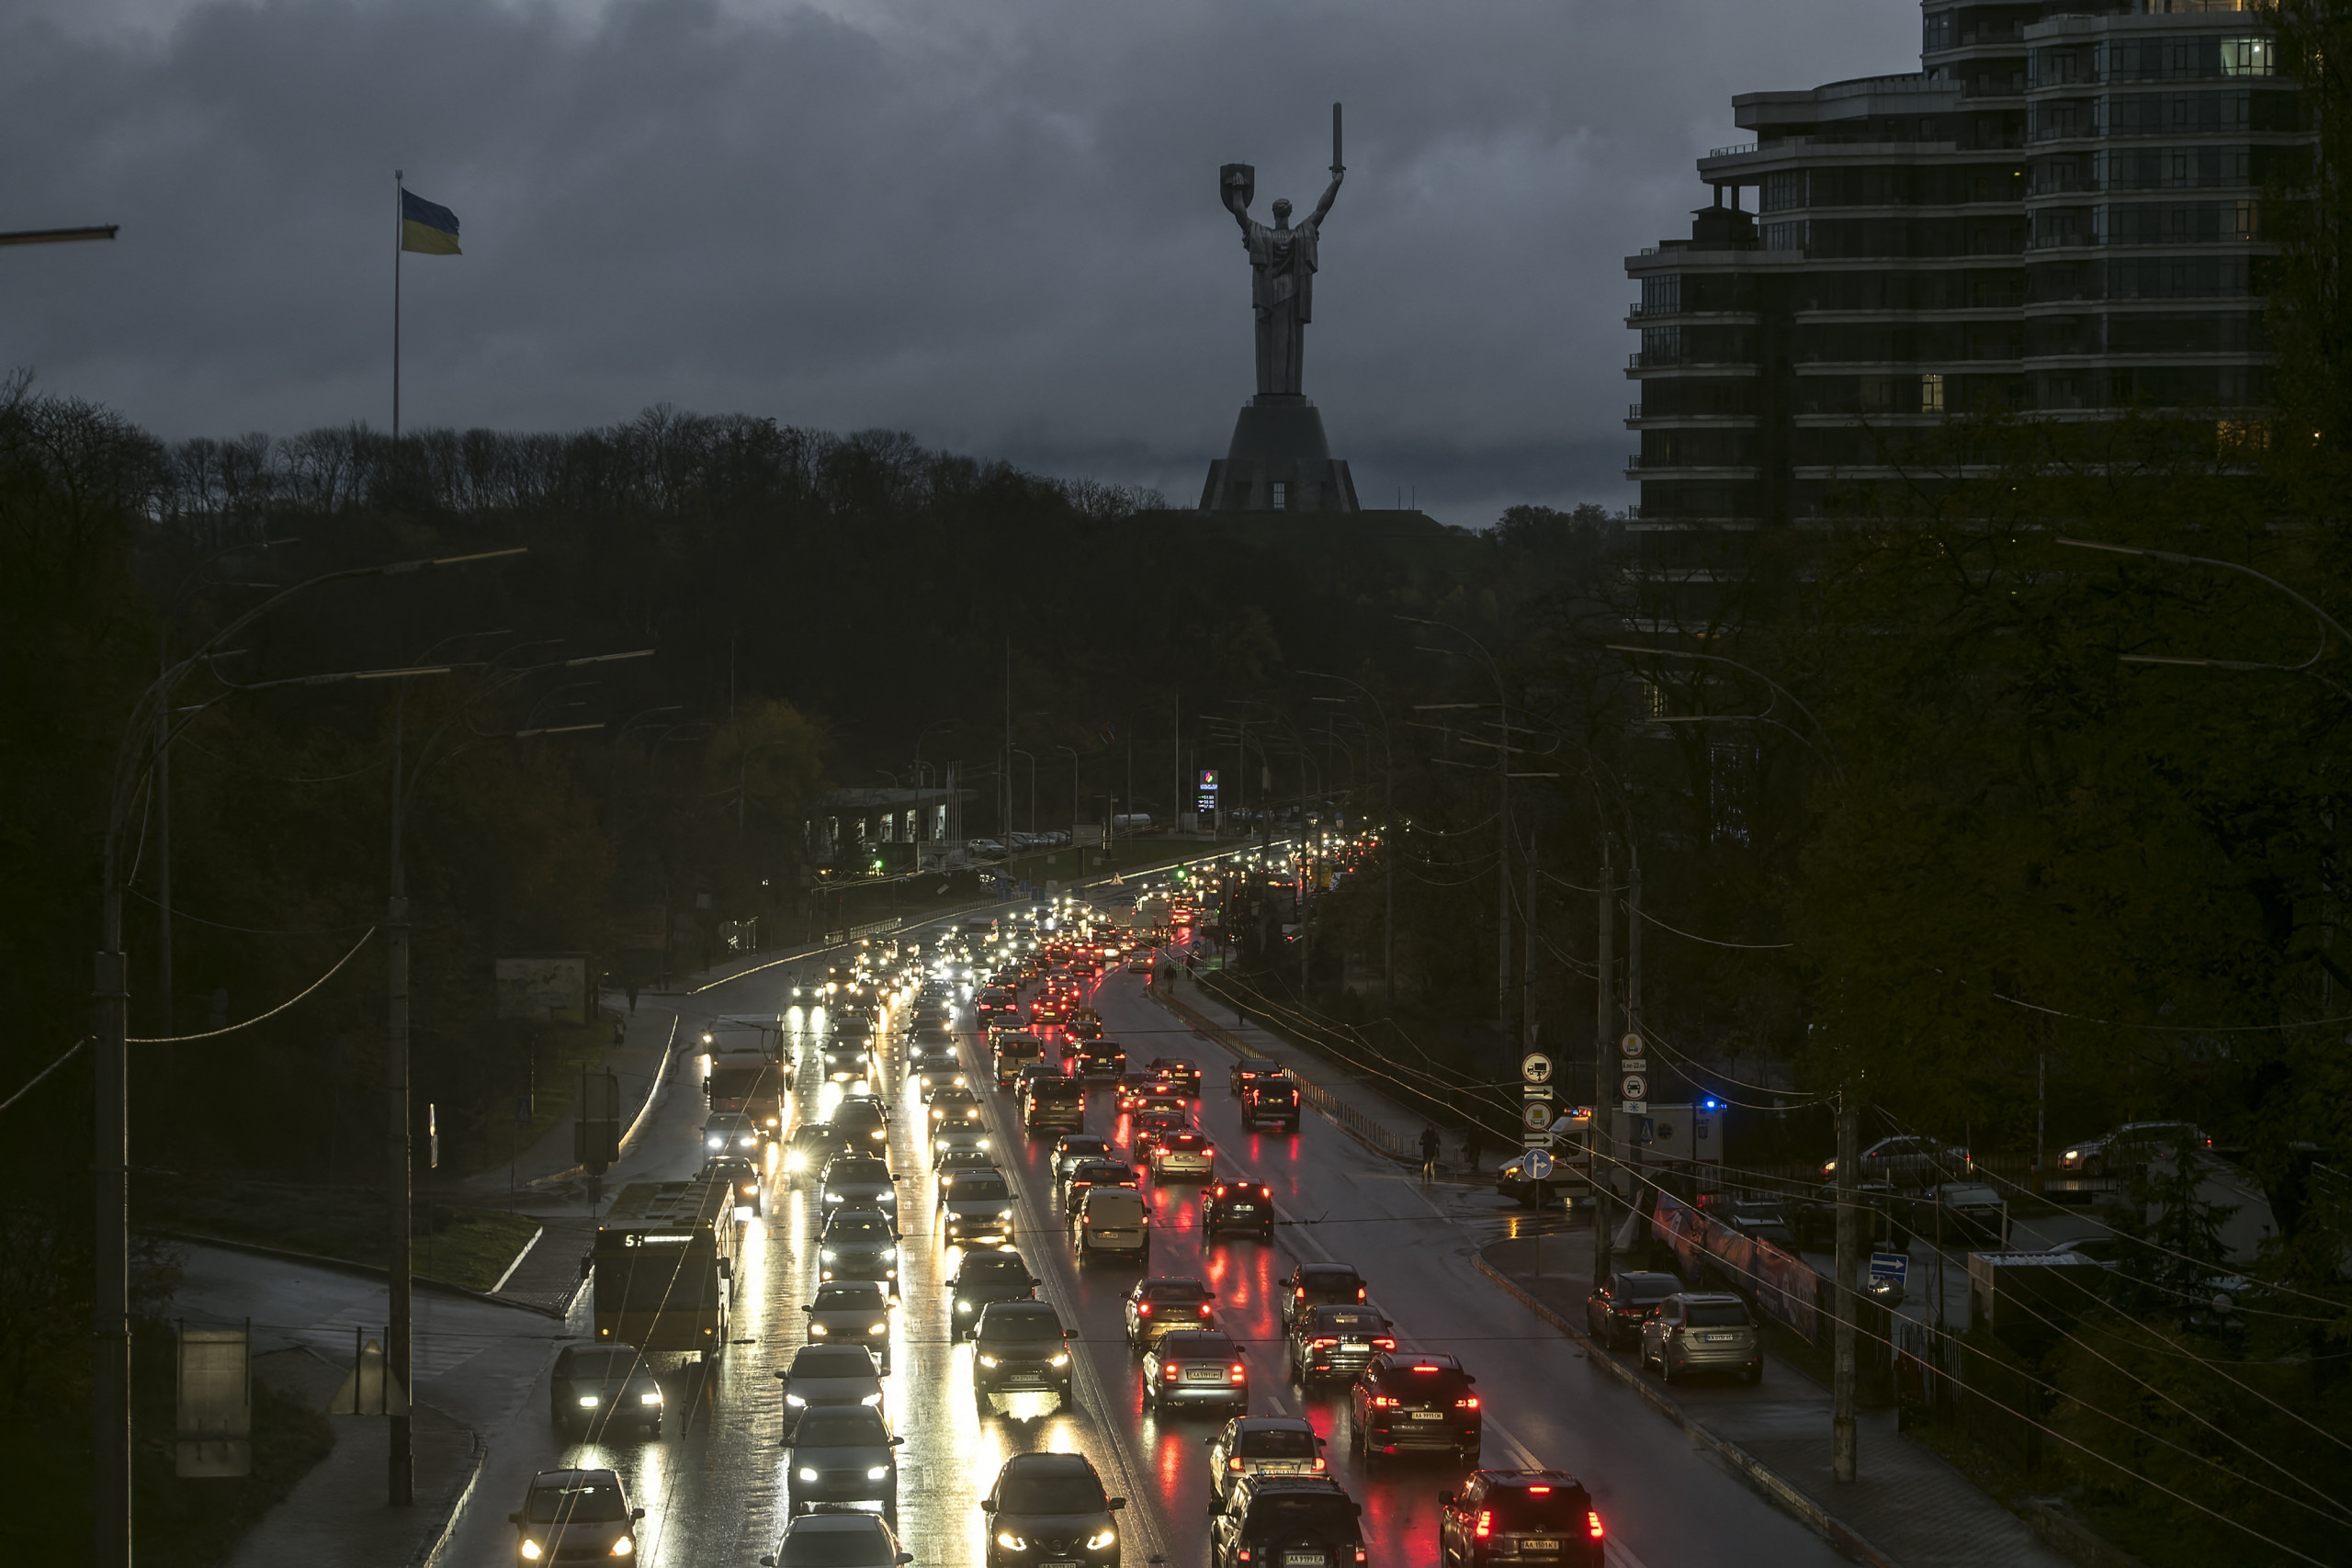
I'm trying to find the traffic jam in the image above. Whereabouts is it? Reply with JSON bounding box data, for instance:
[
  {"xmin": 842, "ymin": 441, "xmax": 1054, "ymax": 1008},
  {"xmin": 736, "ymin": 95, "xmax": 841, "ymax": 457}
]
[{"xmin": 509, "ymin": 871, "xmax": 1612, "ymax": 1568}]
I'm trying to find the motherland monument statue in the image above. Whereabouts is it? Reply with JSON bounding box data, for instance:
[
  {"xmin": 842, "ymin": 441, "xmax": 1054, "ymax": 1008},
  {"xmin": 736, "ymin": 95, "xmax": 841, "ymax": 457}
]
[{"xmin": 1197, "ymin": 103, "xmax": 1362, "ymax": 514}]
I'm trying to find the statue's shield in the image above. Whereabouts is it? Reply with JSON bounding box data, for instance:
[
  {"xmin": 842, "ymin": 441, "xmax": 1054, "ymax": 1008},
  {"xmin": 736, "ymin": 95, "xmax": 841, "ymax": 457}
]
[{"xmin": 1220, "ymin": 163, "xmax": 1255, "ymax": 209}]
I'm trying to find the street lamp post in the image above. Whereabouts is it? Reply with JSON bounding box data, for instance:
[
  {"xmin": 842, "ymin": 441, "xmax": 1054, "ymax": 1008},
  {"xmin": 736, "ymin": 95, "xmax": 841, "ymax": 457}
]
[{"xmin": 89, "ymin": 547, "xmax": 525, "ymax": 1566}]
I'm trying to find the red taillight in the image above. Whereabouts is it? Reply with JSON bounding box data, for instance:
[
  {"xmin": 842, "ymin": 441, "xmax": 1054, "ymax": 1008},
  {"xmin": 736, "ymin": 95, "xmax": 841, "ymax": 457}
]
[
  {"xmin": 1295, "ymin": 1287, "xmax": 1306, "ymax": 1300},
  {"xmin": 1371, "ymin": 1395, "xmax": 1397, "ymax": 1408},
  {"xmin": 1373, "ymin": 1337, "xmax": 1396, "ymax": 1350},
  {"xmin": 1237, "ymin": 1553, "xmax": 1250, "ymax": 1563},
  {"xmin": 1456, "ymin": 1396, "xmax": 1480, "ymax": 1409},
  {"xmin": 1313, "ymin": 1457, "xmax": 1328, "ymax": 1472},
  {"xmin": 1355, "ymin": 1287, "xmax": 1367, "ymax": 1301},
  {"xmin": 1228, "ymin": 1457, "xmax": 1245, "ymax": 1472},
  {"xmin": 1199, "ymin": 1304, "xmax": 1213, "ymax": 1317},
  {"xmin": 1312, "ymin": 1337, "xmax": 1339, "ymax": 1348},
  {"xmin": 1164, "ymin": 1364, "xmax": 1181, "ymax": 1382},
  {"xmin": 1587, "ymin": 1511, "xmax": 1605, "ymax": 1540},
  {"xmin": 1229, "ymin": 1363, "xmax": 1246, "ymax": 1382},
  {"xmin": 1475, "ymin": 1511, "xmax": 1492, "ymax": 1540},
  {"xmin": 1528, "ymin": 1485, "xmax": 1551, "ymax": 1495},
  {"xmin": 1352, "ymin": 1551, "xmax": 1365, "ymax": 1564}
]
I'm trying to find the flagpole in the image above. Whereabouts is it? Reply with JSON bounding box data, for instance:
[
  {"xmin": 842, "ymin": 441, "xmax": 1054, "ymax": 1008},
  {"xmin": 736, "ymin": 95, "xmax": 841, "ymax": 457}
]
[{"xmin": 392, "ymin": 168, "xmax": 403, "ymax": 441}]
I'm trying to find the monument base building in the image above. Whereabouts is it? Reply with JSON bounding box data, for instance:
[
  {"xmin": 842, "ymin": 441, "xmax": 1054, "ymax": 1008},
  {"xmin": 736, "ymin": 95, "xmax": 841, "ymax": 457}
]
[{"xmin": 1198, "ymin": 393, "xmax": 1362, "ymax": 513}]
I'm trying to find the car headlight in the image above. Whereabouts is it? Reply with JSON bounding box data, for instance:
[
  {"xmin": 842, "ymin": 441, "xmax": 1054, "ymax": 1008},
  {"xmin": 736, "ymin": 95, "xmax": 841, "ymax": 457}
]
[
  {"xmin": 610, "ymin": 1540, "xmax": 633, "ymax": 1557},
  {"xmin": 639, "ymin": 1390, "xmax": 662, "ymax": 1404},
  {"xmin": 810, "ymin": 1323, "xmax": 829, "ymax": 1335},
  {"xmin": 996, "ymin": 1534, "xmax": 1029, "ymax": 1551},
  {"xmin": 860, "ymin": 1392, "xmax": 881, "ymax": 1405},
  {"xmin": 868, "ymin": 1323, "xmax": 887, "ymax": 1335},
  {"xmin": 579, "ymin": 1394, "xmax": 600, "ymax": 1407},
  {"xmin": 520, "ymin": 1540, "xmax": 543, "ymax": 1562},
  {"xmin": 1049, "ymin": 1352, "xmax": 1069, "ymax": 1367},
  {"xmin": 978, "ymin": 1354, "xmax": 1000, "ymax": 1367},
  {"xmin": 867, "ymin": 1465, "xmax": 890, "ymax": 1481},
  {"xmin": 787, "ymin": 1153, "xmax": 807, "ymax": 1170},
  {"xmin": 821, "ymin": 1250, "xmax": 838, "ymax": 1261},
  {"xmin": 958, "ymin": 1299, "xmax": 974, "ymax": 1312},
  {"xmin": 1086, "ymin": 1531, "xmax": 1118, "ymax": 1551},
  {"xmin": 786, "ymin": 1393, "xmax": 807, "ymax": 1406},
  {"xmin": 998, "ymin": 1207, "xmax": 1015, "ymax": 1220},
  {"xmin": 798, "ymin": 1467, "xmax": 820, "ymax": 1482}
]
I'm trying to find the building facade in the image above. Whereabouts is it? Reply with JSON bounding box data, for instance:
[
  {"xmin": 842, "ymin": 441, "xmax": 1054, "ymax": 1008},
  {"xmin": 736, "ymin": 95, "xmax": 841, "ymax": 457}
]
[{"xmin": 1626, "ymin": 0, "xmax": 2302, "ymax": 536}]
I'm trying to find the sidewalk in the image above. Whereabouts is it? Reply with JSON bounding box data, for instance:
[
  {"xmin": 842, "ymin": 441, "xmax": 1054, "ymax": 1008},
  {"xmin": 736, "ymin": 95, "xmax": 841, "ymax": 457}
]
[{"xmin": 1479, "ymin": 1232, "xmax": 2074, "ymax": 1568}]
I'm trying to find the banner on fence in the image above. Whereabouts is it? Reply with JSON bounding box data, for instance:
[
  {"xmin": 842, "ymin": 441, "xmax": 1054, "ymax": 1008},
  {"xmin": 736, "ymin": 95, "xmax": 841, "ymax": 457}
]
[{"xmin": 1649, "ymin": 1191, "xmax": 1820, "ymax": 1343}]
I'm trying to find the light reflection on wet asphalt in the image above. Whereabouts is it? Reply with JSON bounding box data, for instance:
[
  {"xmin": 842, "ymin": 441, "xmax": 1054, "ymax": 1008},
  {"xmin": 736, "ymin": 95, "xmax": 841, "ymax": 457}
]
[{"xmin": 473, "ymin": 922, "xmax": 1845, "ymax": 1568}]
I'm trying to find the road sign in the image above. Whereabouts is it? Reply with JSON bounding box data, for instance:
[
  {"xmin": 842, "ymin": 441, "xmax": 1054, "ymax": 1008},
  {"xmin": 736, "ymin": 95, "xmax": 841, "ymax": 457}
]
[
  {"xmin": 1619, "ymin": 1057, "xmax": 1646, "ymax": 1073},
  {"xmin": 1870, "ymin": 1251, "xmax": 1910, "ymax": 1286},
  {"xmin": 1521, "ymin": 1101, "xmax": 1554, "ymax": 1131},
  {"xmin": 1620, "ymin": 1072, "xmax": 1648, "ymax": 1103},
  {"xmin": 1620, "ymin": 1032, "xmax": 1645, "ymax": 1058},
  {"xmin": 1521, "ymin": 1052, "xmax": 1555, "ymax": 1085},
  {"xmin": 1623, "ymin": 1100, "xmax": 1648, "ymax": 1115},
  {"xmin": 1522, "ymin": 1149, "xmax": 1555, "ymax": 1181}
]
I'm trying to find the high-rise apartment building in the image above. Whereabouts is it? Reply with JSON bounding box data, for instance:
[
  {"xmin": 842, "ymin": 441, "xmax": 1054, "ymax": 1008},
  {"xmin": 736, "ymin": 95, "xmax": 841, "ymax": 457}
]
[{"xmin": 1625, "ymin": 0, "xmax": 2303, "ymax": 535}]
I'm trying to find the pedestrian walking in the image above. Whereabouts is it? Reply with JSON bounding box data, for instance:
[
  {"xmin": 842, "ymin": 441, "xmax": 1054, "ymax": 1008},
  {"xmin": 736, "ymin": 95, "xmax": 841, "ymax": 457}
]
[
  {"xmin": 1462, "ymin": 1121, "xmax": 1483, "ymax": 1174},
  {"xmin": 626, "ymin": 982, "xmax": 639, "ymax": 1013},
  {"xmin": 1419, "ymin": 1122, "xmax": 1442, "ymax": 1184}
]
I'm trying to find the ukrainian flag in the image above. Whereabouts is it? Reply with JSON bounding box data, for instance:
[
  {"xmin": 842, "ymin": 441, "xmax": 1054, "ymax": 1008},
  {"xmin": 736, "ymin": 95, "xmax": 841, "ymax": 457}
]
[{"xmin": 400, "ymin": 189, "xmax": 460, "ymax": 255}]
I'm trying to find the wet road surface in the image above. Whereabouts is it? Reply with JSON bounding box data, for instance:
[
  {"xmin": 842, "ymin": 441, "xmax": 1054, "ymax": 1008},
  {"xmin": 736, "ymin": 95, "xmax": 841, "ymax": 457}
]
[{"xmin": 444, "ymin": 914, "xmax": 1849, "ymax": 1568}]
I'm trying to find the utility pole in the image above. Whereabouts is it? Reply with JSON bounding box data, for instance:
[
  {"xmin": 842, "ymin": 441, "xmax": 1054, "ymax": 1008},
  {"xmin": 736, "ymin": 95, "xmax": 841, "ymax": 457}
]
[
  {"xmin": 1626, "ymin": 852, "xmax": 1642, "ymax": 1035},
  {"xmin": 1497, "ymin": 701, "xmax": 1511, "ymax": 1037},
  {"xmin": 386, "ymin": 693, "xmax": 414, "ymax": 1506},
  {"xmin": 1592, "ymin": 838, "xmax": 1614, "ymax": 1287},
  {"xmin": 1521, "ymin": 837, "xmax": 1537, "ymax": 1049},
  {"xmin": 1833, "ymin": 1096, "xmax": 1860, "ymax": 1483},
  {"xmin": 154, "ymin": 678, "xmax": 173, "ymax": 1042}
]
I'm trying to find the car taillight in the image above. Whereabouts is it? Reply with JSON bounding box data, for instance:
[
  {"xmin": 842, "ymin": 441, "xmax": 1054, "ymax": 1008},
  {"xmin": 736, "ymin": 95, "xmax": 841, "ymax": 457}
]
[
  {"xmin": 1587, "ymin": 1511, "xmax": 1605, "ymax": 1540},
  {"xmin": 1199, "ymin": 1304, "xmax": 1213, "ymax": 1317},
  {"xmin": 1236, "ymin": 1553, "xmax": 1250, "ymax": 1563},
  {"xmin": 1371, "ymin": 1395, "xmax": 1397, "ymax": 1407},
  {"xmin": 1475, "ymin": 1511, "xmax": 1492, "ymax": 1540},
  {"xmin": 1352, "ymin": 1551, "xmax": 1365, "ymax": 1564},
  {"xmin": 1228, "ymin": 1456, "xmax": 1246, "ymax": 1472},
  {"xmin": 1456, "ymin": 1396, "xmax": 1480, "ymax": 1409},
  {"xmin": 1295, "ymin": 1288, "xmax": 1306, "ymax": 1300},
  {"xmin": 1136, "ymin": 1303, "xmax": 1150, "ymax": 1316},
  {"xmin": 1356, "ymin": 1287, "xmax": 1367, "ymax": 1301},
  {"xmin": 1164, "ymin": 1364, "xmax": 1181, "ymax": 1382},
  {"xmin": 1313, "ymin": 1337, "xmax": 1338, "ymax": 1348},
  {"xmin": 1313, "ymin": 1457, "xmax": 1328, "ymax": 1472},
  {"xmin": 1229, "ymin": 1363, "xmax": 1246, "ymax": 1382},
  {"xmin": 1374, "ymin": 1337, "xmax": 1396, "ymax": 1350}
]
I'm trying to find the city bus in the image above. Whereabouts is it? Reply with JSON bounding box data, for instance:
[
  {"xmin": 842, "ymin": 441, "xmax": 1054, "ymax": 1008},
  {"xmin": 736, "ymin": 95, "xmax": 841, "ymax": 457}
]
[{"xmin": 592, "ymin": 1176, "xmax": 740, "ymax": 1361}]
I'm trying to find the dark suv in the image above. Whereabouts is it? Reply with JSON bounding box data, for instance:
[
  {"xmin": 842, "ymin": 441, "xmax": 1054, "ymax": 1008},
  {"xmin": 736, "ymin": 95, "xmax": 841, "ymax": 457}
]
[
  {"xmin": 1583, "ymin": 1269, "xmax": 1679, "ymax": 1351},
  {"xmin": 1280, "ymin": 1263, "xmax": 1368, "ymax": 1325},
  {"xmin": 1240, "ymin": 1077, "xmax": 1300, "ymax": 1133},
  {"xmin": 1439, "ymin": 1470, "xmax": 1604, "ymax": 1568},
  {"xmin": 1285, "ymin": 1305, "xmax": 1393, "ymax": 1387},
  {"xmin": 1208, "ymin": 1473, "xmax": 1364, "ymax": 1568},
  {"xmin": 1348, "ymin": 1350, "xmax": 1480, "ymax": 1467},
  {"xmin": 1200, "ymin": 1181, "xmax": 1275, "ymax": 1242},
  {"xmin": 972, "ymin": 1300, "xmax": 1076, "ymax": 1416},
  {"xmin": 548, "ymin": 1345, "xmax": 663, "ymax": 1439},
  {"xmin": 982, "ymin": 1451, "xmax": 1127, "ymax": 1568}
]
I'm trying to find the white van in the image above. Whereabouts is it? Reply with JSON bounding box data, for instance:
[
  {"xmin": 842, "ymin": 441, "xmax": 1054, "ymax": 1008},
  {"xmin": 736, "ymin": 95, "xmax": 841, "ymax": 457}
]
[{"xmin": 1072, "ymin": 1187, "xmax": 1149, "ymax": 1267}]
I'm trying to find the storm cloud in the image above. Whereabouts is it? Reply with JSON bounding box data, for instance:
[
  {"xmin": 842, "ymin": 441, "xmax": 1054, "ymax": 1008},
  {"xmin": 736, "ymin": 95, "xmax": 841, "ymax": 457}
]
[{"xmin": 4, "ymin": 0, "xmax": 1913, "ymax": 525}]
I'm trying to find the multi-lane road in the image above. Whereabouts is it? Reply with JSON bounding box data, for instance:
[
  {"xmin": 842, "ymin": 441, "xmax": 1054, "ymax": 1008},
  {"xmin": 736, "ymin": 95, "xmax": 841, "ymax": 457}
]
[{"xmin": 442, "ymin": 910, "xmax": 1849, "ymax": 1568}]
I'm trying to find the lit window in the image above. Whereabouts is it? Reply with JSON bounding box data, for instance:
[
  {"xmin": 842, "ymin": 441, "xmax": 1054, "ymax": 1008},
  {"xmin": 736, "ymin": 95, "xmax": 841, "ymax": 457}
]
[
  {"xmin": 1921, "ymin": 373, "xmax": 1946, "ymax": 414},
  {"xmin": 1270, "ymin": 481, "xmax": 1289, "ymax": 509},
  {"xmin": 2221, "ymin": 37, "xmax": 2274, "ymax": 76}
]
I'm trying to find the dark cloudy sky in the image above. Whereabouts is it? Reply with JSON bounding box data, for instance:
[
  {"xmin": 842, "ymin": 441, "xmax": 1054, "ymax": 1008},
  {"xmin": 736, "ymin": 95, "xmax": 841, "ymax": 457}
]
[{"xmin": 6, "ymin": 0, "xmax": 1914, "ymax": 526}]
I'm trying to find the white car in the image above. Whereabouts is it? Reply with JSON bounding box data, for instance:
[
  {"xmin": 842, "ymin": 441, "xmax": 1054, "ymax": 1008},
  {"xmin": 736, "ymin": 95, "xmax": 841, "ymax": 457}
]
[
  {"xmin": 937, "ymin": 1168, "xmax": 1019, "ymax": 1247},
  {"xmin": 759, "ymin": 1511, "xmax": 911, "ymax": 1568}
]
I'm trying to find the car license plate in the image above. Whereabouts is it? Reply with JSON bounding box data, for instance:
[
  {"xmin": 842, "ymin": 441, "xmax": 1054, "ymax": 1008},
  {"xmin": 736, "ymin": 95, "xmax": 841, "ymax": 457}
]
[
  {"xmin": 1041, "ymin": 1561, "xmax": 1079, "ymax": 1567},
  {"xmin": 1097, "ymin": 1230, "xmax": 1131, "ymax": 1242},
  {"xmin": 1706, "ymin": 1333, "xmax": 1740, "ymax": 1342},
  {"xmin": 1010, "ymin": 1373, "xmax": 1044, "ymax": 1385},
  {"xmin": 1522, "ymin": 1541, "xmax": 1559, "ymax": 1552},
  {"xmin": 1410, "ymin": 1410, "xmax": 1446, "ymax": 1421},
  {"xmin": 1283, "ymin": 1554, "xmax": 1326, "ymax": 1567},
  {"xmin": 1184, "ymin": 1369, "xmax": 1224, "ymax": 1382}
]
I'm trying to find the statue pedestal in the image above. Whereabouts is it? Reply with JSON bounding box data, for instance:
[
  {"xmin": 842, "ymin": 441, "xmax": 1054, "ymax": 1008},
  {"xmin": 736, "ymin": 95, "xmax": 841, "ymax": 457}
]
[{"xmin": 1197, "ymin": 395, "xmax": 1360, "ymax": 513}]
